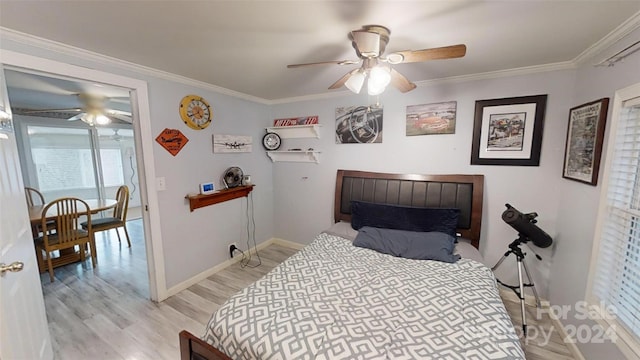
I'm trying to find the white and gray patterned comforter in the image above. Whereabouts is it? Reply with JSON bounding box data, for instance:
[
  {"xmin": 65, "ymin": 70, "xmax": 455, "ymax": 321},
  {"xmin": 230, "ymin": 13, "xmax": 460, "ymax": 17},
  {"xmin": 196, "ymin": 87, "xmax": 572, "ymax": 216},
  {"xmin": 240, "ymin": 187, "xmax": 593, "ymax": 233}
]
[{"xmin": 203, "ymin": 233, "xmax": 525, "ymax": 359}]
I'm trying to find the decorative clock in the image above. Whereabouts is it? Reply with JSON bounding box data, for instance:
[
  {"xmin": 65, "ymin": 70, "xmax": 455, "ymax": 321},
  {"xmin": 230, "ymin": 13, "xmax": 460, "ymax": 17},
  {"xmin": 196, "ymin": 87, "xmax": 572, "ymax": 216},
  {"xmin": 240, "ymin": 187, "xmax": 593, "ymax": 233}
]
[
  {"xmin": 262, "ymin": 132, "xmax": 282, "ymax": 150},
  {"xmin": 179, "ymin": 95, "xmax": 212, "ymax": 130}
]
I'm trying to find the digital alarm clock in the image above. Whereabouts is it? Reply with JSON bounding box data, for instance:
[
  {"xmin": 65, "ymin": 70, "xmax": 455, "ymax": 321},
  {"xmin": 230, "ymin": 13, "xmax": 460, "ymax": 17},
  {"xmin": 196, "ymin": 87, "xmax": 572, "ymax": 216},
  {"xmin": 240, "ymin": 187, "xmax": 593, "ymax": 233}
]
[{"xmin": 199, "ymin": 182, "xmax": 215, "ymax": 195}]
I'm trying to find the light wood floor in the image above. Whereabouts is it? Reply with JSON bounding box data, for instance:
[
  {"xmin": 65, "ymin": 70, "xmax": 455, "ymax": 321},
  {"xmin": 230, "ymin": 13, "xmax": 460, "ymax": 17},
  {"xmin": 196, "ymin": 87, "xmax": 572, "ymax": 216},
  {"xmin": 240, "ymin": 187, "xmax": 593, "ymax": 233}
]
[{"xmin": 42, "ymin": 225, "xmax": 577, "ymax": 359}]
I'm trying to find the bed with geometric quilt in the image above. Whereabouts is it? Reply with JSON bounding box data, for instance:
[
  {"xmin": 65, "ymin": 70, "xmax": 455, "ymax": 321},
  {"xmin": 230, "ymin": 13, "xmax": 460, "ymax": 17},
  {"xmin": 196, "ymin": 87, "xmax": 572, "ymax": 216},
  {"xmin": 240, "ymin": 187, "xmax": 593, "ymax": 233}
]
[{"xmin": 179, "ymin": 170, "xmax": 525, "ymax": 359}]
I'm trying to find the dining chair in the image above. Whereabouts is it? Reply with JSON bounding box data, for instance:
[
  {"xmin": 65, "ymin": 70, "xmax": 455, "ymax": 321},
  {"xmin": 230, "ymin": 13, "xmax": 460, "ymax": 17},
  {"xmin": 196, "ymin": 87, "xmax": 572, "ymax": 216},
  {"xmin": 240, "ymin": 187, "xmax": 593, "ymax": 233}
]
[
  {"xmin": 25, "ymin": 187, "xmax": 55, "ymax": 237},
  {"xmin": 83, "ymin": 185, "xmax": 131, "ymax": 247},
  {"xmin": 24, "ymin": 187, "xmax": 45, "ymax": 206},
  {"xmin": 35, "ymin": 197, "xmax": 96, "ymax": 282}
]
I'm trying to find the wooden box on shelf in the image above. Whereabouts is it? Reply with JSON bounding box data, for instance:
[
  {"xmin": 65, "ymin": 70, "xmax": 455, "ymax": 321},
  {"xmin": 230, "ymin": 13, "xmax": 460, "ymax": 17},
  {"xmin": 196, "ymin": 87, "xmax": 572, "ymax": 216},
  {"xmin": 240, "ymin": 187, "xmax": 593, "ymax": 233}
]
[{"xmin": 186, "ymin": 185, "xmax": 254, "ymax": 212}]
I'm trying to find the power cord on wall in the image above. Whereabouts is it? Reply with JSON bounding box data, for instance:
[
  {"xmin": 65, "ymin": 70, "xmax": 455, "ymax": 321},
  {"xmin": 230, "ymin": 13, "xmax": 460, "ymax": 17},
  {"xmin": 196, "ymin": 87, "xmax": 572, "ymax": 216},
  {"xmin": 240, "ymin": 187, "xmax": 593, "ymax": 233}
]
[
  {"xmin": 129, "ymin": 154, "xmax": 137, "ymax": 200},
  {"xmin": 238, "ymin": 192, "xmax": 261, "ymax": 268}
]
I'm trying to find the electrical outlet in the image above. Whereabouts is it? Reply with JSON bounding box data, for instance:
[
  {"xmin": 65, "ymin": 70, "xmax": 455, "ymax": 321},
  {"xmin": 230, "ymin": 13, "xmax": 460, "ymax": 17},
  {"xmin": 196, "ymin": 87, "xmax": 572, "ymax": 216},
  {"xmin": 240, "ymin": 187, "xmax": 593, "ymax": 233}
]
[{"xmin": 228, "ymin": 243, "xmax": 238, "ymax": 258}]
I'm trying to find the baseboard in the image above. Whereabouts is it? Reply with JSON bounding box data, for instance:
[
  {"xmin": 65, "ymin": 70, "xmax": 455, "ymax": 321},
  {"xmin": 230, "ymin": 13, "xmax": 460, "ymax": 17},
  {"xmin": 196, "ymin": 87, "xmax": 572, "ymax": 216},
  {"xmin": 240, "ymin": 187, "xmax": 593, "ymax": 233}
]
[
  {"xmin": 548, "ymin": 315, "xmax": 587, "ymax": 360},
  {"xmin": 164, "ymin": 237, "xmax": 304, "ymax": 298},
  {"xmin": 270, "ymin": 237, "xmax": 305, "ymax": 250},
  {"xmin": 499, "ymin": 289, "xmax": 585, "ymax": 360}
]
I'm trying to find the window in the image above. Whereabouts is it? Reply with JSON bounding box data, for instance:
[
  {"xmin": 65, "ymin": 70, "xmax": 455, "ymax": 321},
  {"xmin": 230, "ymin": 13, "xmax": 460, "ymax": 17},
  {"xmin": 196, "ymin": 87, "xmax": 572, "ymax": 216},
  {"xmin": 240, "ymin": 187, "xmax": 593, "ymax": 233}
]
[
  {"xmin": 32, "ymin": 147, "xmax": 96, "ymax": 191},
  {"xmin": 99, "ymin": 148, "xmax": 125, "ymax": 187},
  {"xmin": 28, "ymin": 127, "xmax": 98, "ymax": 195},
  {"xmin": 589, "ymin": 83, "xmax": 640, "ymax": 358},
  {"xmin": 25, "ymin": 125, "xmax": 128, "ymax": 200}
]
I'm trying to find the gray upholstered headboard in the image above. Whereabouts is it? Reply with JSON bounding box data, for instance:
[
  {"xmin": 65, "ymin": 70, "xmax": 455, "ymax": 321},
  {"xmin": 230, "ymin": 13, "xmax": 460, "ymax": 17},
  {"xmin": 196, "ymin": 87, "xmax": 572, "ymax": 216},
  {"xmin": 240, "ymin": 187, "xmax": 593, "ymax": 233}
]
[{"xmin": 334, "ymin": 170, "xmax": 484, "ymax": 249}]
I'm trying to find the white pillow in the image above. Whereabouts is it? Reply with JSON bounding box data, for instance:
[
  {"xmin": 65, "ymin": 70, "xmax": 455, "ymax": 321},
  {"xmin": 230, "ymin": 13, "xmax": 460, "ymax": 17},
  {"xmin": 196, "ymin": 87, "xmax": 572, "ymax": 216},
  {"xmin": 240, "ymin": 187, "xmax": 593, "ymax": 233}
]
[
  {"xmin": 454, "ymin": 238, "xmax": 485, "ymax": 264},
  {"xmin": 323, "ymin": 221, "xmax": 358, "ymax": 240}
]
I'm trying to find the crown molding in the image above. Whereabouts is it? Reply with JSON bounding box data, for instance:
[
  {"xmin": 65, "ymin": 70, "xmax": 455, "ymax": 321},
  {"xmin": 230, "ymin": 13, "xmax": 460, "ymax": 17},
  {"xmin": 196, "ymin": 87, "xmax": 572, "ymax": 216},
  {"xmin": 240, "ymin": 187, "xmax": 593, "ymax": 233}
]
[
  {"xmin": 0, "ymin": 27, "xmax": 271, "ymax": 105},
  {"xmin": 268, "ymin": 88, "xmax": 354, "ymax": 105},
  {"xmin": 573, "ymin": 10, "xmax": 640, "ymax": 66},
  {"xmin": 414, "ymin": 61, "xmax": 577, "ymax": 87}
]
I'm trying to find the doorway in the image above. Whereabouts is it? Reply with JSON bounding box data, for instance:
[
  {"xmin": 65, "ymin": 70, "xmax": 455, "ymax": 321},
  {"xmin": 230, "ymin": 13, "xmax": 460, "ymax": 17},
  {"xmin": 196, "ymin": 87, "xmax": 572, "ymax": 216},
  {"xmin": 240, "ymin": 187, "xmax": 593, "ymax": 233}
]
[{"xmin": 1, "ymin": 50, "xmax": 166, "ymax": 302}]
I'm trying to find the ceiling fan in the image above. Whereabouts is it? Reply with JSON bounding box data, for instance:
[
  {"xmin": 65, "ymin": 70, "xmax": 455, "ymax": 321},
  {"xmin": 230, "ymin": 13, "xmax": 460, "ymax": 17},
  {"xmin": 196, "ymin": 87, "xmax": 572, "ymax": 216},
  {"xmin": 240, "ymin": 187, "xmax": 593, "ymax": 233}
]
[
  {"xmin": 21, "ymin": 93, "xmax": 132, "ymax": 126},
  {"xmin": 99, "ymin": 128, "xmax": 124, "ymax": 142},
  {"xmin": 287, "ymin": 25, "xmax": 466, "ymax": 95}
]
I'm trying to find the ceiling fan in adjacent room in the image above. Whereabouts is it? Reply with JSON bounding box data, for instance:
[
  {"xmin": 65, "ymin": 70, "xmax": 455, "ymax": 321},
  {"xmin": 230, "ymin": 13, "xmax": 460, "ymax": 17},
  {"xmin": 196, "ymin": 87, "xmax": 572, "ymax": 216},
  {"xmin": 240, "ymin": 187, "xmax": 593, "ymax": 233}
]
[
  {"xmin": 99, "ymin": 128, "xmax": 124, "ymax": 142},
  {"xmin": 287, "ymin": 25, "xmax": 466, "ymax": 95},
  {"xmin": 20, "ymin": 93, "xmax": 132, "ymax": 126}
]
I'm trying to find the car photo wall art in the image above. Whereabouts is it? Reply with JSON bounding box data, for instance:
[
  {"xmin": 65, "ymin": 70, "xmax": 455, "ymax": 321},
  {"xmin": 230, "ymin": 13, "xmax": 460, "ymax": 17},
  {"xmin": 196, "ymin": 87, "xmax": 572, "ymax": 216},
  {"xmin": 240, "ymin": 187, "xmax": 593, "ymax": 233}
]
[
  {"xmin": 406, "ymin": 101, "xmax": 457, "ymax": 136},
  {"xmin": 335, "ymin": 105, "xmax": 383, "ymax": 144}
]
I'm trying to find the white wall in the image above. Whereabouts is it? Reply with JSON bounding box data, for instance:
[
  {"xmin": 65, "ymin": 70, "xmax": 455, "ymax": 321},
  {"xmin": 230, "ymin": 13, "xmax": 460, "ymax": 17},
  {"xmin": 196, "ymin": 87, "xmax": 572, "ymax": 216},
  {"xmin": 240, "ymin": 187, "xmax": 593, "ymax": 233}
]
[
  {"xmin": 549, "ymin": 27, "xmax": 640, "ymax": 359},
  {"xmin": 149, "ymin": 79, "xmax": 274, "ymax": 287},
  {"xmin": 271, "ymin": 69, "xmax": 576, "ymax": 299}
]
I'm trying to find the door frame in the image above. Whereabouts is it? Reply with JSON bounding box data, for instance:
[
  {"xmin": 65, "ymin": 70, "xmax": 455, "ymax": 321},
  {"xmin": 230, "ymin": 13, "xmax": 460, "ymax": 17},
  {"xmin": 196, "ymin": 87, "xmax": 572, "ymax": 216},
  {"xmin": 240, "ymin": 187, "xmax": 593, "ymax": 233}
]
[{"xmin": 1, "ymin": 50, "xmax": 167, "ymax": 301}]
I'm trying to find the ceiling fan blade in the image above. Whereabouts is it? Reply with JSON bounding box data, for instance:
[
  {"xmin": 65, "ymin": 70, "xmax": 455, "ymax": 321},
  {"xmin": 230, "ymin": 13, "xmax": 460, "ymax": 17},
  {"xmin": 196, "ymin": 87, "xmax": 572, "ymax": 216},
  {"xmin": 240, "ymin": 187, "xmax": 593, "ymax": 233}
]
[
  {"xmin": 287, "ymin": 60, "xmax": 359, "ymax": 68},
  {"xmin": 106, "ymin": 109, "xmax": 132, "ymax": 117},
  {"xmin": 21, "ymin": 108, "xmax": 82, "ymax": 114},
  {"xmin": 109, "ymin": 113, "xmax": 132, "ymax": 123},
  {"xmin": 328, "ymin": 71, "xmax": 355, "ymax": 90},
  {"xmin": 67, "ymin": 113, "xmax": 84, "ymax": 121},
  {"xmin": 388, "ymin": 44, "xmax": 467, "ymax": 64},
  {"xmin": 389, "ymin": 69, "xmax": 417, "ymax": 93}
]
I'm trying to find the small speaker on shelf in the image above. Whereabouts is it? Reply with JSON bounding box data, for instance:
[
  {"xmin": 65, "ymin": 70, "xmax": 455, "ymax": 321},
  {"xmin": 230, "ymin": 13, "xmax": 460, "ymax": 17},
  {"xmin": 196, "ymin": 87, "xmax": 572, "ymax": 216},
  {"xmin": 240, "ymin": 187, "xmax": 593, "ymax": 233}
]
[{"xmin": 242, "ymin": 175, "xmax": 252, "ymax": 186}]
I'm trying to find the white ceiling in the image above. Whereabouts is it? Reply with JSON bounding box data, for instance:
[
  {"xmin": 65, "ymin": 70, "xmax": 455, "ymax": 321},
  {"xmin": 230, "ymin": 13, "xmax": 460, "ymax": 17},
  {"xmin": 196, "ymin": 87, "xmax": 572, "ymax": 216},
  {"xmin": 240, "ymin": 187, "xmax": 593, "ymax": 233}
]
[{"xmin": 1, "ymin": 1, "xmax": 640, "ymax": 103}]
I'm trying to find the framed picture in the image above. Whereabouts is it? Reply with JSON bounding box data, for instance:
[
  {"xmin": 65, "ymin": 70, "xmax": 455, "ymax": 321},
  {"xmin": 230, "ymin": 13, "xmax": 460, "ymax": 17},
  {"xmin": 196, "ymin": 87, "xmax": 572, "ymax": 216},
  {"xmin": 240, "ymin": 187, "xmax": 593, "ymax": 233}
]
[
  {"xmin": 562, "ymin": 98, "xmax": 609, "ymax": 185},
  {"xmin": 406, "ymin": 101, "xmax": 456, "ymax": 136},
  {"xmin": 471, "ymin": 94, "xmax": 547, "ymax": 166}
]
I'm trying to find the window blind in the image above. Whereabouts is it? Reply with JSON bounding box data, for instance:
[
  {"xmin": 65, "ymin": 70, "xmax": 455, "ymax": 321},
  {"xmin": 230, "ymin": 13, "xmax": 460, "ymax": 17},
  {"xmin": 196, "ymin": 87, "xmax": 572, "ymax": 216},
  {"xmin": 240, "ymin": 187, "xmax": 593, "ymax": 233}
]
[{"xmin": 592, "ymin": 98, "xmax": 640, "ymax": 344}]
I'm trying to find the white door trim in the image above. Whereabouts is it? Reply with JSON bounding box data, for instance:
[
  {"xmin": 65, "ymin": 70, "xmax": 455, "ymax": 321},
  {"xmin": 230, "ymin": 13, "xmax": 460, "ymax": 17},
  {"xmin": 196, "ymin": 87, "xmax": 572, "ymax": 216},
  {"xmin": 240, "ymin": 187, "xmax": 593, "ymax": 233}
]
[{"xmin": 0, "ymin": 49, "xmax": 168, "ymax": 301}]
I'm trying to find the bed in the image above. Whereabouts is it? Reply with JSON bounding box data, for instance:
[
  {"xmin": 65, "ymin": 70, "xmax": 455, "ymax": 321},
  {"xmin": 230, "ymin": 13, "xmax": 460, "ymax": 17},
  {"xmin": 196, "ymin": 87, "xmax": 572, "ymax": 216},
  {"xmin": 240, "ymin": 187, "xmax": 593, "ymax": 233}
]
[{"xmin": 179, "ymin": 170, "xmax": 525, "ymax": 359}]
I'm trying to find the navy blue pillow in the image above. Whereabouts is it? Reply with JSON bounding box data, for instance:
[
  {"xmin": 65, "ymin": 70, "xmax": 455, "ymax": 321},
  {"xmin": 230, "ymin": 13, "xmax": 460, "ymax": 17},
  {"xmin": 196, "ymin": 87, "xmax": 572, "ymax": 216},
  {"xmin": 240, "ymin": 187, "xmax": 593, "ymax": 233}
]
[
  {"xmin": 350, "ymin": 201, "xmax": 460, "ymax": 238},
  {"xmin": 353, "ymin": 227, "xmax": 460, "ymax": 263}
]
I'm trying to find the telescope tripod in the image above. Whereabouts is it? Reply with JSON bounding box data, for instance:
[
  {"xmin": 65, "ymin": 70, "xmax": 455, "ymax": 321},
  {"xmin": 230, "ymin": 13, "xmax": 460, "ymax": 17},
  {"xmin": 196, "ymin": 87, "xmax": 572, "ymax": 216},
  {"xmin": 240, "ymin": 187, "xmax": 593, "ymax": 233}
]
[{"xmin": 492, "ymin": 235, "xmax": 541, "ymax": 334}]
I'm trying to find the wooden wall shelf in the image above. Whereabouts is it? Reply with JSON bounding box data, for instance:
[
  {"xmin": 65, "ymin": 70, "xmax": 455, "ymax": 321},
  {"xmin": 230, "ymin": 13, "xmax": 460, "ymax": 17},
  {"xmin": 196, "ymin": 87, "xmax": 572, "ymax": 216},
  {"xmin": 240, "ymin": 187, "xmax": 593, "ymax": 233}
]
[{"xmin": 186, "ymin": 185, "xmax": 254, "ymax": 212}]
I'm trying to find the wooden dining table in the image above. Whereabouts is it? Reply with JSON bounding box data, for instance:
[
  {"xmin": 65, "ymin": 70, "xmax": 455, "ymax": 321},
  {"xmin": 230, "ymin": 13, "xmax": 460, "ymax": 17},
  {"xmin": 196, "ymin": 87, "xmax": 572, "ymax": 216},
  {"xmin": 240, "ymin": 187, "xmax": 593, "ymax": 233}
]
[
  {"xmin": 28, "ymin": 198, "xmax": 117, "ymax": 272},
  {"xmin": 28, "ymin": 198, "xmax": 117, "ymax": 225}
]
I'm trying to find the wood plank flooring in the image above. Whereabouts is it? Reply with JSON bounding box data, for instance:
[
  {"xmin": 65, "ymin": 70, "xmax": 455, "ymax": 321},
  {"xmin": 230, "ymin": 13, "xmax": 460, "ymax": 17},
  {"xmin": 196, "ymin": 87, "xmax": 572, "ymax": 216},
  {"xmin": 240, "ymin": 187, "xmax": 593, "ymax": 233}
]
[{"xmin": 42, "ymin": 225, "xmax": 577, "ymax": 359}]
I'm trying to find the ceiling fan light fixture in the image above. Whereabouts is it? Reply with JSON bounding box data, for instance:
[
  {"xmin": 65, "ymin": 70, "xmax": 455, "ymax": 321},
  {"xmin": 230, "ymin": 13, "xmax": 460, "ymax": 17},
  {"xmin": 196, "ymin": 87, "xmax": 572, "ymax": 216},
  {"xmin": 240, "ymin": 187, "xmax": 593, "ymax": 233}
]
[
  {"xmin": 345, "ymin": 70, "xmax": 366, "ymax": 94},
  {"xmin": 81, "ymin": 113, "xmax": 96, "ymax": 126},
  {"xmin": 367, "ymin": 66, "xmax": 391, "ymax": 95},
  {"xmin": 95, "ymin": 114, "xmax": 111, "ymax": 125},
  {"xmin": 81, "ymin": 111, "xmax": 111, "ymax": 126}
]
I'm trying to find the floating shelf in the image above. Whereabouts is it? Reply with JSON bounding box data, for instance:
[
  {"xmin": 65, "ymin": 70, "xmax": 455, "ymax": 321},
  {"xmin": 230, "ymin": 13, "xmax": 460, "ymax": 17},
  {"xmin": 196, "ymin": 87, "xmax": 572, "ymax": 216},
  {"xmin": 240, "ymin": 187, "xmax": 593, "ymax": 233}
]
[
  {"xmin": 267, "ymin": 150, "xmax": 320, "ymax": 163},
  {"xmin": 266, "ymin": 124, "xmax": 321, "ymax": 139},
  {"xmin": 186, "ymin": 185, "xmax": 254, "ymax": 212}
]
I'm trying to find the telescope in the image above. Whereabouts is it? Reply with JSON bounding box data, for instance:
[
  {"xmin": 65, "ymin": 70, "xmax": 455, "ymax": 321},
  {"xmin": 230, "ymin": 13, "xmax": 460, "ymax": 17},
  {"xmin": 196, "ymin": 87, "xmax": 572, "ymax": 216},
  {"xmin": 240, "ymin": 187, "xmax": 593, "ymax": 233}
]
[
  {"xmin": 493, "ymin": 203, "xmax": 552, "ymax": 334},
  {"xmin": 502, "ymin": 203, "xmax": 552, "ymax": 248}
]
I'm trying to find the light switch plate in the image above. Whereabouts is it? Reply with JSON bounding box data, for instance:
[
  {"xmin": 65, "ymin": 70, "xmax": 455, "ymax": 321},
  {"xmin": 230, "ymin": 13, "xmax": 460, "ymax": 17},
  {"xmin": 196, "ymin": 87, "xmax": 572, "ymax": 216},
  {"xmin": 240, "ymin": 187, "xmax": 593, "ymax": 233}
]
[{"xmin": 156, "ymin": 177, "xmax": 166, "ymax": 191}]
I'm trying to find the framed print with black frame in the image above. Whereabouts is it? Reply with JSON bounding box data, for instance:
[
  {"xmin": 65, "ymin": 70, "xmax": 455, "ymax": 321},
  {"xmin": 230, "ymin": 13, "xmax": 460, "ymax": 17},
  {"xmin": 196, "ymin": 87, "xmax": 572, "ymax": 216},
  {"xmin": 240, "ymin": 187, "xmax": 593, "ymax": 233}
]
[
  {"xmin": 471, "ymin": 94, "xmax": 547, "ymax": 166},
  {"xmin": 562, "ymin": 98, "xmax": 609, "ymax": 185}
]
